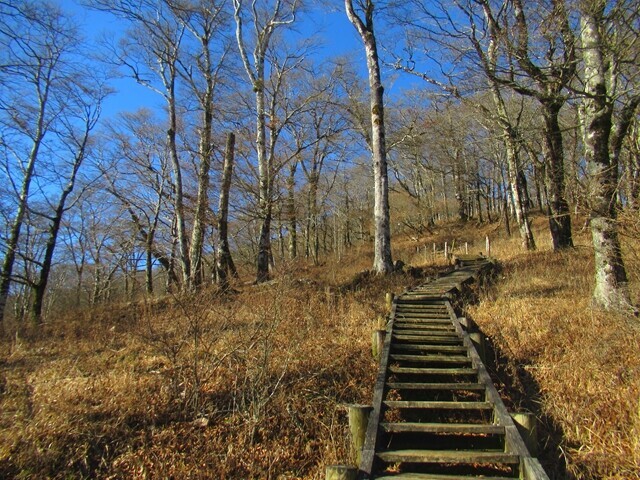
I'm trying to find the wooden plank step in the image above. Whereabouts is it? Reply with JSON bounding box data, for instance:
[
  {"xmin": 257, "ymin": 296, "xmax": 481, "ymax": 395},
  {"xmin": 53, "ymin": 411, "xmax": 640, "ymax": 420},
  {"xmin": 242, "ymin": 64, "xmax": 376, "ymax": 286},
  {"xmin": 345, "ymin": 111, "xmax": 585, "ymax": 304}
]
[
  {"xmin": 386, "ymin": 382, "xmax": 484, "ymax": 391},
  {"xmin": 394, "ymin": 326, "xmax": 457, "ymax": 332},
  {"xmin": 392, "ymin": 330, "xmax": 460, "ymax": 337},
  {"xmin": 393, "ymin": 332, "xmax": 460, "ymax": 338},
  {"xmin": 395, "ymin": 320, "xmax": 454, "ymax": 326},
  {"xmin": 389, "ymin": 354, "xmax": 470, "ymax": 363},
  {"xmin": 376, "ymin": 449, "xmax": 520, "ymax": 465},
  {"xmin": 385, "ymin": 400, "xmax": 493, "ymax": 410},
  {"xmin": 375, "ymin": 473, "xmax": 516, "ymax": 480},
  {"xmin": 395, "ymin": 309, "xmax": 450, "ymax": 314},
  {"xmin": 381, "ymin": 422, "xmax": 505, "ymax": 435},
  {"xmin": 396, "ymin": 297, "xmax": 448, "ymax": 303},
  {"xmin": 389, "ymin": 366, "xmax": 477, "ymax": 375},
  {"xmin": 394, "ymin": 325, "xmax": 456, "ymax": 332},
  {"xmin": 393, "ymin": 334, "xmax": 462, "ymax": 343},
  {"xmin": 394, "ymin": 311, "xmax": 451, "ymax": 316},
  {"xmin": 394, "ymin": 316, "xmax": 452, "ymax": 322},
  {"xmin": 396, "ymin": 306, "xmax": 448, "ymax": 313},
  {"xmin": 395, "ymin": 307, "xmax": 449, "ymax": 312},
  {"xmin": 394, "ymin": 317, "xmax": 451, "ymax": 321},
  {"xmin": 391, "ymin": 345, "xmax": 467, "ymax": 353}
]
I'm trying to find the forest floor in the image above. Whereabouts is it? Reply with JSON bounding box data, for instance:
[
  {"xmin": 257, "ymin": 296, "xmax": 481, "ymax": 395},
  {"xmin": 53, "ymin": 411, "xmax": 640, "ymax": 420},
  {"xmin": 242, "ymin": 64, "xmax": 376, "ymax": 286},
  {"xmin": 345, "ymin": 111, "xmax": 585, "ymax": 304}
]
[{"xmin": 0, "ymin": 214, "xmax": 639, "ymax": 479}]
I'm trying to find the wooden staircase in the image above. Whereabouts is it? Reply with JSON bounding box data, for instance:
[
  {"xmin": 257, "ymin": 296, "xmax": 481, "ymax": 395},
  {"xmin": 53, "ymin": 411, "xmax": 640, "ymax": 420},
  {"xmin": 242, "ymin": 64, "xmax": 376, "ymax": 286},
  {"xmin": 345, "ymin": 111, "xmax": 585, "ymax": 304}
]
[{"xmin": 358, "ymin": 256, "xmax": 548, "ymax": 480}]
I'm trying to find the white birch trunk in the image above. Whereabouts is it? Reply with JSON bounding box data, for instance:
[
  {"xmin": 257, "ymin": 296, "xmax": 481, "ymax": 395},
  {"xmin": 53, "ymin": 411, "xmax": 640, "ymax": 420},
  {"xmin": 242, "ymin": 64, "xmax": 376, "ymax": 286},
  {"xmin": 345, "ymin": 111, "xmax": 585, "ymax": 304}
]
[
  {"xmin": 580, "ymin": 3, "xmax": 632, "ymax": 311},
  {"xmin": 345, "ymin": 0, "xmax": 393, "ymax": 274}
]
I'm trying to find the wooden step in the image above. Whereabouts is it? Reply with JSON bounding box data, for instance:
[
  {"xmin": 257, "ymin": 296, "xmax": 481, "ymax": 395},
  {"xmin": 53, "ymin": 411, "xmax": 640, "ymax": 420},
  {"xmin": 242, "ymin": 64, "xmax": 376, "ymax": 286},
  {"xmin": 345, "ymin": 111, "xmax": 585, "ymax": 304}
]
[
  {"xmin": 385, "ymin": 400, "xmax": 492, "ymax": 410},
  {"xmin": 386, "ymin": 382, "xmax": 484, "ymax": 391},
  {"xmin": 382, "ymin": 422, "xmax": 505, "ymax": 435},
  {"xmin": 375, "ymin": 473, "xmax": 516, "ymax": 480},
  {"xmin": 389, "ymin": 354, "xmax": 470, "ymax": 363},
  {"xmin": 394, "ymin": 323, "xmax": 455, "ymax": 329},
  {"xmin": 391, "ymin": 345, "xmax": 467, "ymax": 353},
  {"xmin": 389, "ymin": 366, "xmax": 477, "ymax": 375},
  {"xmin": 392, "ymin": 330, "xmax": 461, "ymax": 337},
  {"xmin": 393, "ymin": 334, "xmax": 462, "ymax": 343},
  {"xmin": 395, "ymin": 309, "xmax": 449, "ymax": 314},
  {"xmin": 394, "ymin": 317, "xmax": 452, "ymax": 323},
  {"xmin": 377, "ymin": 449, "xmax": 520, "ymax": 465},
  {"xmin": 393, "ymin": 332, "xmax": 460, "ymax": 339}
]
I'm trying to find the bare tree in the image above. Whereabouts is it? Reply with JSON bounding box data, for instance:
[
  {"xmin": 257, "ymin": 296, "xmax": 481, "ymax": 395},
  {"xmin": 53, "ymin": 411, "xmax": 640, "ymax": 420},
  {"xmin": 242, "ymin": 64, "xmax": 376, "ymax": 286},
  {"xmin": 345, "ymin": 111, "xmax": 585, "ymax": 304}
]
[
  {"xmin": 103, "ymin": 109, "xmax": 178, "ymax": 293},
  {"xmin": 578, "ymin": 0, "xmax": 639, "ymax": 311},
  {"xmin": 345, "ymin": 0, "xmax": 393, "ymax": 273},
  {"xmin": 28, "ymin": 86, "xmax": 105, "ymax": 323},
  {"xmin": 91, "ymin": 0, "xmax": 193, "ymax": 288},
  {"xmin": 171, "ymin": 0, "xmax": 231, "ymax": 288},
  {"xmin": 215, "ymin": 131, "xmax": 238, "ymax": 288},
  {"xmin": 0, "ymin": 1, "xmax": 105, "ymax": 327},
  {"xmin": 391, "ymin": 0, "xmax": 536, "ymax": 249},
  {"xmin": 233, "ymin": 0, "xmax": 313, "ymax": 282}
]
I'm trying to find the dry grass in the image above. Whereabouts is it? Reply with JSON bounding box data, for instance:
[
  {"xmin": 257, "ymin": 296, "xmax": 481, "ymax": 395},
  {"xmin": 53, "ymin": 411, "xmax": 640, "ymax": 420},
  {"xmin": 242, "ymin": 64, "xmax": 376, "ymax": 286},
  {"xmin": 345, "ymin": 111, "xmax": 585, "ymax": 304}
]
[
  {"xmin": 468, "ymin": 216, "xmax": 640, "ymax": 479},
  {"xmin": 0, "ymin": 267, "xmax": 427, "ymax": 479},
  {"xmin": 2, "ymin": 213, "xmax": 639, "ymax": 479}
]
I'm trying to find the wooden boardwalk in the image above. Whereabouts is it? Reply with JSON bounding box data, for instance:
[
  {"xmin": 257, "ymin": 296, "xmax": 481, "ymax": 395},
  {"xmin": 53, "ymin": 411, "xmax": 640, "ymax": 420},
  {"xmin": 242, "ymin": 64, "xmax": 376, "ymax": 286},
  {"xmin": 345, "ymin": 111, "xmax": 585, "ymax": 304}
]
[{"xmin": 358, "ymin": 255, "xmax": 549, "ymax": 480}]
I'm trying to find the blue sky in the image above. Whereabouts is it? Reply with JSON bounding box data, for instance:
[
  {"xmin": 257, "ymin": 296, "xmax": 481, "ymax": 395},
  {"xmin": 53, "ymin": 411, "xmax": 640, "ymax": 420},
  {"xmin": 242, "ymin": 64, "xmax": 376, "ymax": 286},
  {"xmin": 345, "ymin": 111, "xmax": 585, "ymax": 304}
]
[{"xmin": 61, "ymin": 1, "xmax": 382, "ymax": 119}]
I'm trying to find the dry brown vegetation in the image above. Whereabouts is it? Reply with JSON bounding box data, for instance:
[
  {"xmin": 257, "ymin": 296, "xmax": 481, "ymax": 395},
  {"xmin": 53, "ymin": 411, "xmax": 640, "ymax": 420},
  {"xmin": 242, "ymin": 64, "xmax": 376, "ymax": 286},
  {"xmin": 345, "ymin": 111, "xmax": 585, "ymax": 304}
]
[
  {"xmin": 1, "ymin": 215, "xmax": 639, "ymax": 479},
  {"xmin": 468, "ymin": 216, "xmax": 640, "ymax": 479},
  {"xmin": 0, "ymin": 246, "xmax": 436, "ymax": 479}
]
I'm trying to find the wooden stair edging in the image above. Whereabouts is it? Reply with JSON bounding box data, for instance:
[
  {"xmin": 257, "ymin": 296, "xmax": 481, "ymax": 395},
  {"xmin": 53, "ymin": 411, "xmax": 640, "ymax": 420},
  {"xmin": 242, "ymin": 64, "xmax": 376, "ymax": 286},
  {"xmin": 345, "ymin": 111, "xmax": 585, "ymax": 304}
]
[{"xmin": 357, "ymin": 256, "xmax": 549, "ymax": 480}]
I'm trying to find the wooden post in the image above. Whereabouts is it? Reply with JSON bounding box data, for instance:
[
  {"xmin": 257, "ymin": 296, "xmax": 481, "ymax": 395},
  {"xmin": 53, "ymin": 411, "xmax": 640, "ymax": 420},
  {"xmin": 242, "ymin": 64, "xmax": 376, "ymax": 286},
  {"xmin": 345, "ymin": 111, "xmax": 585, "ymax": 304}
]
[
  {"xmin": 465, "ymin": 242, "xmax": 469, "ymax": 254},
  {"xmin": 444, "ymin": 242, "xmax": 448, "ymax": 261},
  {"xmin": 470, "ymin": 332, "xmax": 486, "ymax": 362},
  {"xmin": 458, "ymin": 317, "xmax": 469, "ymax": 330},
  {"xmin": 385, "ymin": 292, "xmax": 394, "ymax": 312},
  {"xmin": 433, "ymin": 242, "xmax": 436, "ymax": 261},
  {"xmin": 485, "ymin": 235, "xmax": 491, "ymax": 257},
  {"xmin": 348, "ymin": 405, "xmax": 372, "ymax": 466},
  {"xmin": 376, "ymin": 315, "xmax": 386, "ymax": 329},
  {"xmin": 326, "ymin": 465, "xmax": 357, "ymax": 480},
  {"xmin": 371, "ymin": 329, "xmax": 386, "ymax": 359},
  {"xmin": 511, "ymin": 412, "xmax": 539, "ymax": 456}
]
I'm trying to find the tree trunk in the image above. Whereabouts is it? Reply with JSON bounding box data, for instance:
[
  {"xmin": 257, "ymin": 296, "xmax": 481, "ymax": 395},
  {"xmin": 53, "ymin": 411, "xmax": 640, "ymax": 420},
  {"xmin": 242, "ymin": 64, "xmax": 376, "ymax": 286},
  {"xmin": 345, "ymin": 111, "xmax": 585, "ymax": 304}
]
[
  {"xmin": 216, "ymin": 132, "xmax": 238, "ymax": 288},
  {"xmin": 253, "ymin": 62, "xmax": 270, "ymax": 283},
  {"xmin": 145, "ymin": 246, "xmax": 153, "ymax": 295},
  {"xmin": 189, "ymin": 85, "xmax": 214, "ymax": 289},
  {"xmin": 580, "ymin": 5, "xmax": 631, "ymax": 311},
  {"xmin": 29, "ymin": 127, "xmax": 88, "ymax": 324},
  {"xmin": 287, "ymin": 161, "xmax": 298, "ymax": 259},
  {"xmin": 345, "ymin": 0, "xmax": 393, "ymax": 274},
  {"xmin": 505, "ymin": 128, "xmax": 535, "ymax": 249},
  {"xmin": 543, "ymin": 102, "xmax": 574, "ymax": 250},
  {"xmin": 307, "ymin": 172, "xmax": 320, "ymax": 265},
  {"xmin": 166, "ymin": 74, "xmax": 190, "ymax": 288},
  {"xmin": 440, "ymin": 171, "xmax": 450, "ymax": 220},
  {"xmin": 453, "ymin": 150, "xmax": 468, "ymax": 222},
  {"xmin": 0, "ymin": 88, "xmax": 47, "ymax": 328}
]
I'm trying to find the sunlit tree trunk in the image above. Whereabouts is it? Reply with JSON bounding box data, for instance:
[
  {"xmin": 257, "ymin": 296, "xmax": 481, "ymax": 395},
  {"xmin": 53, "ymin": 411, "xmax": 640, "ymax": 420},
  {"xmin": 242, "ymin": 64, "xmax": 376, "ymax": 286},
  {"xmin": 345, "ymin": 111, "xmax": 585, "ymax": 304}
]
[
  {"xmin": 287, "ymin": 160, "xmax": 298, "ymax": 259},
  {"xmin": 580, "ymin": 3, "xmax": 632, "ymax": 311},
  {"xmin": 345, "ymin": 0, "xmax": 393, "ymax": 273},
  {"xmin": 234, "ymin": 0, "xmax": 298, "ymax": 283},
  {"xmin": 216, "ymin": 132, "xmax": 238, "ymax": 288}
]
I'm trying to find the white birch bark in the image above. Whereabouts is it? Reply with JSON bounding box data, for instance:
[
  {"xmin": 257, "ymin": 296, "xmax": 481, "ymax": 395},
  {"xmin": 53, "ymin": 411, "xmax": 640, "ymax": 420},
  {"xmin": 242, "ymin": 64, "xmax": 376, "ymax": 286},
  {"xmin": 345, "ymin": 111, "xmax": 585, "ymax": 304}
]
[
  {"xmin": 345, "ymin": 0, "xmax": 393, "ymax": 273},
  {"xmin": 579, "ymin": 1, "xmax": 632, "ymax": 311}
]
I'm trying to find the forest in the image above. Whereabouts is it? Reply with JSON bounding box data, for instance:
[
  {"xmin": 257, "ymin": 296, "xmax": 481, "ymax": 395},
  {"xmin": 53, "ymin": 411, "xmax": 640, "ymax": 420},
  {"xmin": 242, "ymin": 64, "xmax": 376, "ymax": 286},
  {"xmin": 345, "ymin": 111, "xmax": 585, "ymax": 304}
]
[{"xmin": 1, "ymin": 0, "xmax": 639, "ymax": 479}]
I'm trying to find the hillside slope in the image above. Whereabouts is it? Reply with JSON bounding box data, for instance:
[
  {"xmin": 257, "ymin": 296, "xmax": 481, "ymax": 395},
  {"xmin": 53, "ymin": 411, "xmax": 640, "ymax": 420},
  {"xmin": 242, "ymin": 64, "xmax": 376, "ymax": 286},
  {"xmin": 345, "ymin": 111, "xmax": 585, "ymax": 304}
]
[{"xmin": 1, "ymin": 215, "xmax": 638, "ymax": 479}]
